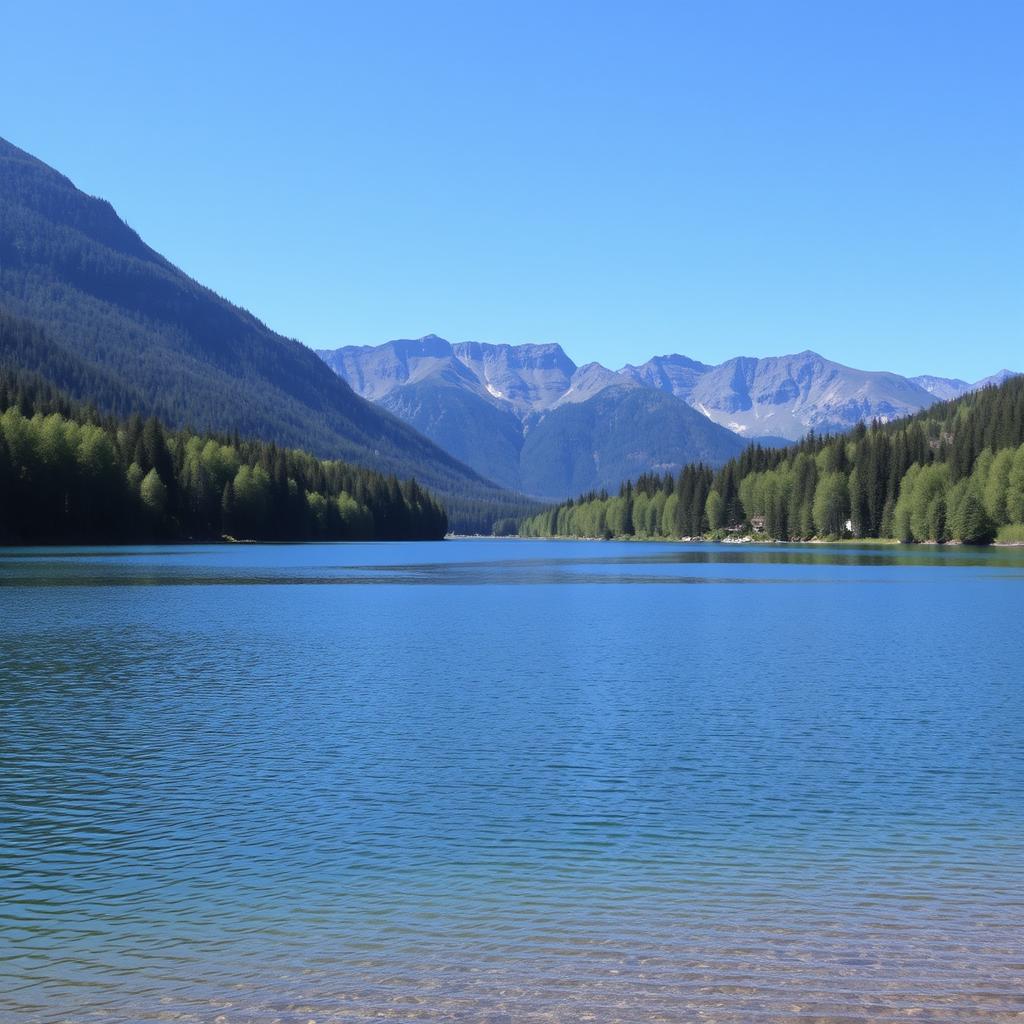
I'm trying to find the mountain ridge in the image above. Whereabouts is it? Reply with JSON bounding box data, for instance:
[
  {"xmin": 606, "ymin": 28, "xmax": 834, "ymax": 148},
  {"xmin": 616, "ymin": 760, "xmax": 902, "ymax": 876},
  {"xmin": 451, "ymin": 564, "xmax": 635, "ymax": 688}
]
[
  {"xmin": 321, "ymin": 335, "xmax": 1016, "ymax": 441},
  {"xmin": 913, "ymin": 368, "xmax": 1020, "ymax": 401}
]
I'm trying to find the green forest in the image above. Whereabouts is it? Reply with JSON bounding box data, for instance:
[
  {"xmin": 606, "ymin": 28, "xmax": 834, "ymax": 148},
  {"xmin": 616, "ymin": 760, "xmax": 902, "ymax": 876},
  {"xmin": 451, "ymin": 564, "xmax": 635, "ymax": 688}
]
[
  {"xmin": 521, "ymin": 376, "xmax": 1024, "ymax": 546},
  {"xmin": 0, "ymin": 365, "xmax": 449, "ymax": 544}
]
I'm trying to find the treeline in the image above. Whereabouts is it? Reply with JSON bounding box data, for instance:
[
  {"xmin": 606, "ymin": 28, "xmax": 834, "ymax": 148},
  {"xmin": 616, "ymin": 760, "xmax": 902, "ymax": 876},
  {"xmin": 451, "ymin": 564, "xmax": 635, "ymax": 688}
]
[
  {"xmin": 521, "ymin": 376, "xmax": 1024, "ymax": 545},
  {"xmin": 0, "ymin": 368, "xmax": 448, "ymax": 544}
]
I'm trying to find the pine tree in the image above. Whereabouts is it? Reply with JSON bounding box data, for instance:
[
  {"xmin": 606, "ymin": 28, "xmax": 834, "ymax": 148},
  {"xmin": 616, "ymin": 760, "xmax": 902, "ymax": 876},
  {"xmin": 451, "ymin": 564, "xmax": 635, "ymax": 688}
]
[{"xmin": 622, "ymin": 481, "xmax": 635, "ymax": 536}]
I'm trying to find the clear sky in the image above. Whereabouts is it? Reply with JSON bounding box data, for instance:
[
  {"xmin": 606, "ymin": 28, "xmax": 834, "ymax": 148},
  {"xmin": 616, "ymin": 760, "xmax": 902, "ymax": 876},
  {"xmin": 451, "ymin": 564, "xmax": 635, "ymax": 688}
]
[{"xmin": 2, "ymin": 1, "xmax": 1021, "ymax": 380}]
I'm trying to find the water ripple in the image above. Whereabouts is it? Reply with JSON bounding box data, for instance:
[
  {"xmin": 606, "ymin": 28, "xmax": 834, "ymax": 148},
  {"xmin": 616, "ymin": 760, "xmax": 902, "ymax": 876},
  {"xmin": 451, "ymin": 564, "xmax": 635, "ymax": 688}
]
[{"xmin": 1, "ymin": 540, "xmax": 1022, "ymax": 1022}]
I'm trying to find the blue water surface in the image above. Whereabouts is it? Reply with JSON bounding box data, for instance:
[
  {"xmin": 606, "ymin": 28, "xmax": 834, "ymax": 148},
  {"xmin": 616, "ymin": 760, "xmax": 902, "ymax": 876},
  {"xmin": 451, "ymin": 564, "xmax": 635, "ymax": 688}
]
[{"xmin": 1, "ymin": 540, "xmax": 1022, "ymax": 1023}]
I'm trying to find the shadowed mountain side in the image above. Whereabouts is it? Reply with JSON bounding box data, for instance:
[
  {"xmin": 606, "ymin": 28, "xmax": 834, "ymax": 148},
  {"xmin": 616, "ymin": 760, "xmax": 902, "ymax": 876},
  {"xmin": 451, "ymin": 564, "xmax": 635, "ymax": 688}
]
[
  {"xmin": 379, "ymin": 379, "xmax": 525, "ymax": 492},
  {"xmin": 519, "ymin": 386, "xmax": 747, "ymax": 498}
]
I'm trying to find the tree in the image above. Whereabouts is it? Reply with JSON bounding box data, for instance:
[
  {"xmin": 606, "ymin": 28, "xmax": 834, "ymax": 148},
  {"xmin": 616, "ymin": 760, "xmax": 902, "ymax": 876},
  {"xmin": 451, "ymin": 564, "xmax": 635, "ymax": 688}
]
[
  {"xmin": 905, "ymin": 464, "xmax": 950, "ymax": 542},
  {"xmin": 232, "ymin": 465, "xmax": 271, "ymax": 538},
  {"xmin": 812, "ymin": 471, "xmax": 850, "ymax": 537},
  {"xmin": 1005, "ymin": 444, "xmax": 1024, "ymax": 525},
  {"xmin": 705, "ymin": 490, "xmax": 725, "ymax": 531},
  {"xmin": 140, "ymin": 468, "xmax": 168, "ymax": 525},
  {"xmin": 622, "ymin": 481, "xmax": 635, "ymax": 536},
  {"xmin": 662, "ymin": 492, "xmax": 679, "ymax": 538},
  {"xmin": 221, "ymin": 481, "xmax": 236, "ymax": 536},
  {"xmin": 0, "ymin": 430, "xmax": 11, "ymax": 539},
  {"xmin": 142, "ymin": 418, "xmax": 177, "ymax": 513},
  {"xmin": 983, "ymin": 448, "xmax": 1013, "ymax": 525},
  {"xmin": 957, "ymin": 491, "xmax": 995, "ymax": 545}
]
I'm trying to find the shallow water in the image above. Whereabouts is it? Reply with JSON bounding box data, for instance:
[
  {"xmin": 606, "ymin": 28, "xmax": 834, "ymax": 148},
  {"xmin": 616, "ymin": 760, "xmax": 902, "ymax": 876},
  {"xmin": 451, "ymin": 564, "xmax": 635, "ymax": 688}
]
[{"xmin": 1, "ymin": 539, "xmax": 1022, "ymax": 1023}]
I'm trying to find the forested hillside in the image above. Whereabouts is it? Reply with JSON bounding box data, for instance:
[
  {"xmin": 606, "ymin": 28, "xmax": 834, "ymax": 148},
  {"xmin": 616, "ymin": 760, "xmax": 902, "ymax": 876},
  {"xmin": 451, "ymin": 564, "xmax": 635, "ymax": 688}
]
[
  {"xmin": 0, "ymin": 137, "xmax": 533, "ymax": 531},
  {"xmin": 521, "ymin": 376, "xmax": 1024, "ymax": 545},
  {"xmin": 0, "ymin": 359, "xmax": 449, "ymax": 544}
]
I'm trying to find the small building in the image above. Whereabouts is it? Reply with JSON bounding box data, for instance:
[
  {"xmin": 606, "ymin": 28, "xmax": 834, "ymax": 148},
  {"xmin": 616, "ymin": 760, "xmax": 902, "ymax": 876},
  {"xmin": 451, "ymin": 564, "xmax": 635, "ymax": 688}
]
[{"xmin": 750, "ymin": 515, "xmax": 766, "ymax": 534}]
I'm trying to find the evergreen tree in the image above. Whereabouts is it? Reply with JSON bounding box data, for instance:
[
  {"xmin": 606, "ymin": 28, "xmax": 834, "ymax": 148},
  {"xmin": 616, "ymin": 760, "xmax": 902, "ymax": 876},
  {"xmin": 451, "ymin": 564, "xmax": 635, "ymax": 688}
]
[
  {"xmin": 140, "ymin": 469, "xmax": 168, "ymax": 527},
  {"xmin": 958, "ymin": 491, "xmax": 995, "ymax": 545},
  {"xmin": 622, "ymin": 481, "xmax": 635, "ymax": 536}
]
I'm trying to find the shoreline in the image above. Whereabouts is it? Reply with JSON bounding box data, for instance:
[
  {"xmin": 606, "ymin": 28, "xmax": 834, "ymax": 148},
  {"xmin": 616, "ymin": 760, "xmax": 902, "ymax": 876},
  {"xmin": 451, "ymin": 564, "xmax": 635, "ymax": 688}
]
[{"xmin": 471, "ymin": 534, "xmax": 1024, "ymax": 548}]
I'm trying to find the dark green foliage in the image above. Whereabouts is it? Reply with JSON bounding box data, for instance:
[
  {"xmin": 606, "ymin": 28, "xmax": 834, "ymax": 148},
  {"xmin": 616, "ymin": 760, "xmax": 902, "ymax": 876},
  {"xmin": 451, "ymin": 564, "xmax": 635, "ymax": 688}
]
[
  {"xmin": 621, "ymin": 481, "xmax": 634, "ymax": 536},
  {"xmin": 522, "ymin": 376, "xmax": 1024, "ymax": 545},
  {"xmin": 0, "ymin": 366, "xmax": 450, "ymax": 544}
]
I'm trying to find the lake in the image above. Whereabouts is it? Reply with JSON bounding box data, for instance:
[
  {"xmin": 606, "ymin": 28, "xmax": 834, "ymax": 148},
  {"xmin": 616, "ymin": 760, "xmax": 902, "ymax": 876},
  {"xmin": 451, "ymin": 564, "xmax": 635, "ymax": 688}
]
[{"xmin": 2, "ymin": 540, "xmax": 1022, "ymax": 1023}]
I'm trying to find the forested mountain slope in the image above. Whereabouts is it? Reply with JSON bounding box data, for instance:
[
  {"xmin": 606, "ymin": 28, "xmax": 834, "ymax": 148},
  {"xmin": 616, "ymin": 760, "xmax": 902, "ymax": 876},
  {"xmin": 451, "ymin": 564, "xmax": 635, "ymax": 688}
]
[
  {"xmin": 0, "ymin": 137, "xmax": 531, "ymax": 531},
  {"xmin": 522, "ymin": 377, "xmax": 1024, "ymax": 546},
  {"xmin": 0, "ymin": 354, "xmax": 449, "ymax": 544}
]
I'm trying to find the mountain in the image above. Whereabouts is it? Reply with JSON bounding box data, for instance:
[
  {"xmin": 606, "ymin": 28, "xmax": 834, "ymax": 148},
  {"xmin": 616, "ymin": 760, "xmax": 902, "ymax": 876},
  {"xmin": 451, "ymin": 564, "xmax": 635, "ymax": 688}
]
[
  {"xmin": 910, "ymin": 375, "xmax": 972, "ymax": 401},
  {"xmin": 631, "ymin": 350, "xmax": 940, "ymax": 439},
  {"xmin": 319, "ymin": 337, "xmax": 746, "ymax": 497},
  {"xmin": 972, "ymin": 369, "xmax": 1020, "ymax": 390},
  {"xmin": 320, "ymin": 336, "xmax": 532, "ymax": 490},
  {"xmin": 0, "ymin": 136, "xmax": 534, "ymax": 531},
  {"xmin": 518, "ymin": 384, "xmax": 747, "ymax": 498},
  {"xmin": 912, "ymin": 369, "xmax": 1020, "ymax": 402},
  {"xmin": 618, "ymin": 353, "xmax": 712, "ymax": 396}
]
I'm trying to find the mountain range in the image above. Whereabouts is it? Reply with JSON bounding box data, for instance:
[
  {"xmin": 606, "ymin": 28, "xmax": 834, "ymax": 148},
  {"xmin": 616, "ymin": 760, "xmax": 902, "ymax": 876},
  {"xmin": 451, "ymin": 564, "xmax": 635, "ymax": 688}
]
[
  {"xmin": 319, "ymin": 339, "xmax": 748, "ymax": 497},
  {"xmin": 318, "ymin": 336, "xmax": 1017, "ymax": 499},
  {"xmin": 0, "ymin": 136, "xmax": 535, "ymax": 531}
]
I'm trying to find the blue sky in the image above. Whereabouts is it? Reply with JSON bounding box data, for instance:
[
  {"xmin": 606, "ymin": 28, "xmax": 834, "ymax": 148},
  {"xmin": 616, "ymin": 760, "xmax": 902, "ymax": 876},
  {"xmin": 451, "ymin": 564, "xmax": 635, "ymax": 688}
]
[{"xmin": 3, "ymin": 1, "xmax": 1021, "ymax": 379}]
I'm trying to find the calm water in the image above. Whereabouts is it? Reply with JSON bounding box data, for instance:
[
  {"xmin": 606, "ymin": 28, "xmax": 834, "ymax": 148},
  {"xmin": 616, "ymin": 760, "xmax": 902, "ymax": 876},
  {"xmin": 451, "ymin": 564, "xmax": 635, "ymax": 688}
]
[{"xmin": 1, "ymin": 540, "xmax": 1023, "ymax": 1024}]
